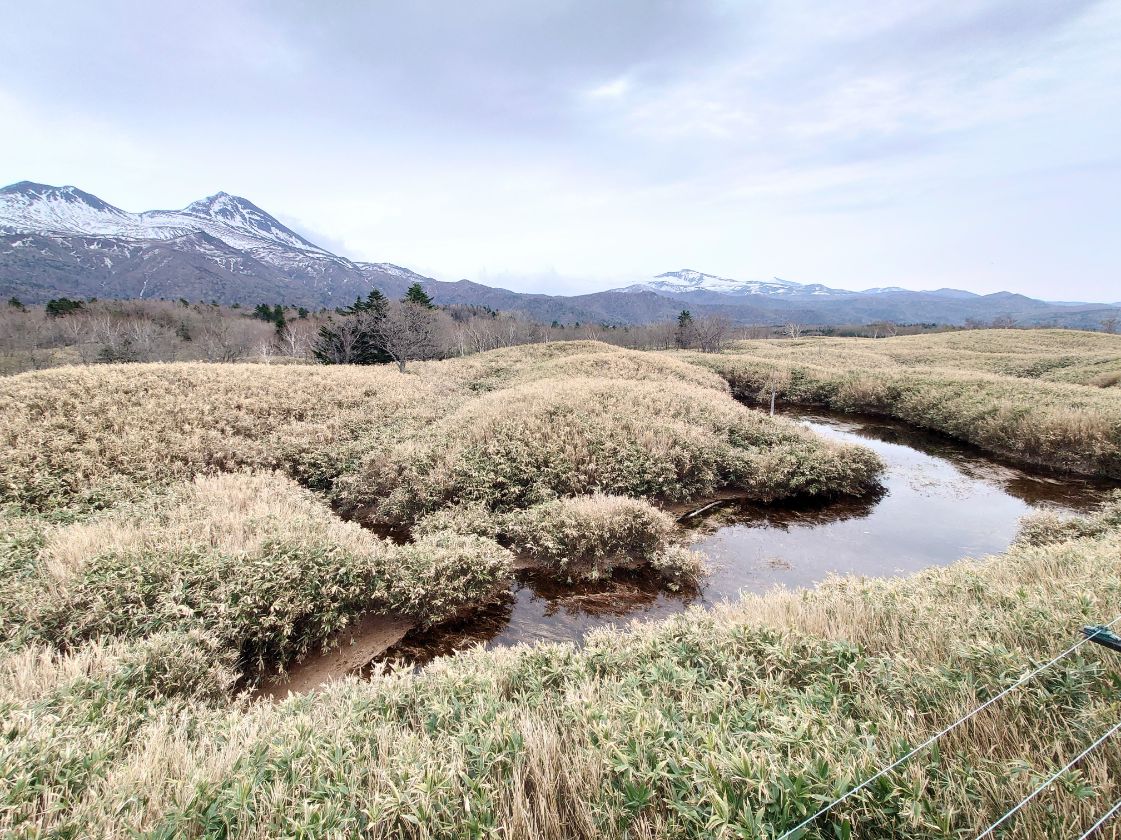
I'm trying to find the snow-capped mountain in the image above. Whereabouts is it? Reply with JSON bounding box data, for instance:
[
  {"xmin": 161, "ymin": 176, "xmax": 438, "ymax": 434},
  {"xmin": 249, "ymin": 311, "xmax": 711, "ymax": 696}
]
[
  {"xmin": 0, "ymin": 181, "xmax": 429, "ymax": 306},
  {"xmin": 617, "ymin": 269, "xmax": 852, "ymax": 298},
  {"xmin": 3, "ymin": 182, "xmax": 1117, "ymax": 329}
]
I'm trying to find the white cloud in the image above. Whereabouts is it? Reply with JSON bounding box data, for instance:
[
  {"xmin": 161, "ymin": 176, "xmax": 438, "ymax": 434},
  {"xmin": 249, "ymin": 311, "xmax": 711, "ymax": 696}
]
[
  {"xmin": 586, "ymin": 76, "xmax": 632, "ymax": 99},
  {"xmin": 0, "ymin": 0, "xmax": 1118, "ymax": 299}
]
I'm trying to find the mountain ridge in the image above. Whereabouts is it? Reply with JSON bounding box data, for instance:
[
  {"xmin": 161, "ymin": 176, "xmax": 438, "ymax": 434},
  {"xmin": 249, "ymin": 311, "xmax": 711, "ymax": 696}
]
[{"xmin": 2, "ymin": 181, "xmax": 1118, "ymax": 328}]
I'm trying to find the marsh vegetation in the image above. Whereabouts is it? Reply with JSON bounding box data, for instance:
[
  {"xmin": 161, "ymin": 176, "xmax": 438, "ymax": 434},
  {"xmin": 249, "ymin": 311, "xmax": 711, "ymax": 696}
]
[{"xmin": 2, "ymin": 329, "xmax": 1120, "ymax": 838}]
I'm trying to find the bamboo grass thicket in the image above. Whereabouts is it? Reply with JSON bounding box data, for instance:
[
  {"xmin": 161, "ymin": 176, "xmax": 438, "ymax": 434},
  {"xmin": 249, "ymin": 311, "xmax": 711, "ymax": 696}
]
[
  {"xmin": 1, "ymin": 494, "xmax": 1119, "ymax": 838},
  {"xmin": 683, "ymin": 329, "xmax": 1121, "ymax": 477},
  {"xmin": 1, "ymin": 332, "xmax": 1119, "ymax": 838}
]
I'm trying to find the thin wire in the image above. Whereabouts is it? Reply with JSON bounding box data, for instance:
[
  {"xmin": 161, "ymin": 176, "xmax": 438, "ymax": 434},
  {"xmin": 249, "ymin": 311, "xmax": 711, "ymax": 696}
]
[
  {"xmin": 774, "ymin": 617, "xmax": 1121, "ymax": 840},
  {"xmin": 1076, "ymin": 797, "xmax": 1121, "ymax": 840},
  {"xmin": 972, "ymin": 719, "xmax": 1121, "ymax": 839}
]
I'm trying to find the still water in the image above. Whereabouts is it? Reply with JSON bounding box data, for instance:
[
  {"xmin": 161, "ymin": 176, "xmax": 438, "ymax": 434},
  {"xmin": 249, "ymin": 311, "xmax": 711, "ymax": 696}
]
[{"xmin": 380, "ymin": 410, "xmax": 1113, "ymax": 664}]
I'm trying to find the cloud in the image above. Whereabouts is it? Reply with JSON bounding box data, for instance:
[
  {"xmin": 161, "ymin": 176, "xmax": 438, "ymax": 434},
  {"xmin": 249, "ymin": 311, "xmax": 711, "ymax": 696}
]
[
  {"xmin": 1, "ymin": 0, "xmax": 1118, "ymax": 299},
  {"xmin": 586, "ymin": 77, "xmax": 632, "ymax": 100}
]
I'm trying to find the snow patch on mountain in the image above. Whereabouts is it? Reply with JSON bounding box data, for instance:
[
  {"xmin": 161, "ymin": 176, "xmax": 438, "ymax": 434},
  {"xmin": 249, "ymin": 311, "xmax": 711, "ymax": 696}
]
[
  {"xmin": 618, "ymin": 268, "xmax": 850, "ymax": 297},
  {"xmin": 0, "ymin": 182, "xmax": 343, "ymax": 272}
]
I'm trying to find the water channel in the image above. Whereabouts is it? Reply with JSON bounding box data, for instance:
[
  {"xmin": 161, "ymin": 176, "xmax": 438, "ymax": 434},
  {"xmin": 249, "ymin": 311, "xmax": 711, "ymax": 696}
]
[{"xmin": 378, "ymin": 409, "xmax": 1115, "ymax": 666}]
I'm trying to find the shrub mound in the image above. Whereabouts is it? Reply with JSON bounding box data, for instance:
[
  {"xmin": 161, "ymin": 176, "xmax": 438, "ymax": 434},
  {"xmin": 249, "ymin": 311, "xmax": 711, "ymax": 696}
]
[
  {"xmin": 6, "ymin": 472, "xmax": 513, "ymax": 675},
  {"xmin": 418, "ymin": 495, "xmax": 706, "ymax": 584},
  {"xmin": 352, "ymin": 377, "xmax": 883, "ymax": 523},
  {"xmin": 502, "ymin": 494, "xmax": 703, "ymax": 583}
]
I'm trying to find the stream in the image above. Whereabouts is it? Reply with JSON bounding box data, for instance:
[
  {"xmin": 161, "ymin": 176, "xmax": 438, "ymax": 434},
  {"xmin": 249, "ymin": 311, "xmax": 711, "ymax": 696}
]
[{"xmin": 377, "ymin": 409, "xmax": 1116, "ymax": 667}]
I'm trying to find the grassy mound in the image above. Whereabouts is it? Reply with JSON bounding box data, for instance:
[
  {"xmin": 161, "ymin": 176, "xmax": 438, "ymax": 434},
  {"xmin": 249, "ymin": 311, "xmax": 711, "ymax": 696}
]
[
  {"xmin": 0, "ymin": 343, "xmax": 881, "ymax": 516},
  {"xmin": 3, "ymin": 472, "xmax": 512, "ymax": 675},
  {"xmin": 0, "ymin": 362, "xmax": 447, "ymax": 512},
  {"xmin": 2, "ymin": 499, "xmax": 1119, "ymax": 838},
  {"xmin": 351, "ymin": 376, "xmax": 883, "ymax": 523},
  {"xmin": 685, "ymin": 329, "xmax": 1121, "ymax": 476},
  {"xmin": 419, "ymin": 494, "xmax": 705, "ymax": 584}
]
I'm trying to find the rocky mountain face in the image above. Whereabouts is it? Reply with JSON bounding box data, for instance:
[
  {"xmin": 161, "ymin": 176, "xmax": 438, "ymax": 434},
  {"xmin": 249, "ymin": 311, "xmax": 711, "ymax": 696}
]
[
  {"xmin": 0, "ymin": 182, "xmax": 427, "ymax": 307},
  {"xmin": 2, "ymin": 182, "xmax": 1117, "ymax": 328}
]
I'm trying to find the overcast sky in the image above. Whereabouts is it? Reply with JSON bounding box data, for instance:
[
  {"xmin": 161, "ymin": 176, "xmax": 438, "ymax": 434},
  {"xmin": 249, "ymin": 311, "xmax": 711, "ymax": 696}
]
[{"xmin": 3, "ymin": 0, "xmax": 1119, "ymax": 299}]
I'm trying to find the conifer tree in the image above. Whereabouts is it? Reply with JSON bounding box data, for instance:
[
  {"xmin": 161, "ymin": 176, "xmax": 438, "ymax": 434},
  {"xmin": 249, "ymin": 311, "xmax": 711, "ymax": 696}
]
[
  {"xmin": 313, "ymin": 289, "xmax": 392, "ymax": 364},
  {"xmin": 403, "ymin": 283, "xmax": 435, "ymax": 309}
]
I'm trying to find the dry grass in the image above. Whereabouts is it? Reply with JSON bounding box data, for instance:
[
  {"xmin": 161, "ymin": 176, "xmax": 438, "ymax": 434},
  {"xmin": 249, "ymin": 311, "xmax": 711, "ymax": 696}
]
[
  {"xmin": 418, "ymin": 494, "xmax": 705, "ymax": 584},
  {"xmin": 683, "ymin": 329, "xmax": 1121, "ymax": 476},
  {"xmin": 3, "ymin": 472, "xmax": 513, "ymax": 676},
  {"xmin": 0, "ymin": 342, "xmax": 878, "ymax": 514},
  {"xmin": 348, "ymin": 375, "xmax": 882, "ymax": 523},
  {"xmin": 3, "ymin": 335, "xmax": 1118, "ymax": 837},
  {"xmin": 2, "ymin": 500, "xmax": 1119, "ymax": 838}
]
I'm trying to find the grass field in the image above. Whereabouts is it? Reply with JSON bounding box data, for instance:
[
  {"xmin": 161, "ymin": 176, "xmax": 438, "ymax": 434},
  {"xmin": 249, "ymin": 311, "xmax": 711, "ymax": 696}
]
[
  {"xmin": 683, "ymin": 329, "xmax": 1121, "ymax": 477},
  {"xmin": 1, "ymin": 330, "xmax": 1119, "ymax": 838},
  {"xmin": 0, "ymin": 341, "xmax": 881, "ymax": 672},
  {"xmin": 2, "ymin": 494, "xmax": 1119, "ymax": 838}
]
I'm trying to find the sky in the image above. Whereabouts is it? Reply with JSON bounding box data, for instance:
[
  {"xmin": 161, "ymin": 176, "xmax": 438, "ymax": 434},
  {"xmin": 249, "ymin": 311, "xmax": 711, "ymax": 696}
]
[{"xmin": 2, "ymin": 0, "xmax": 1119, "ymax": 300}]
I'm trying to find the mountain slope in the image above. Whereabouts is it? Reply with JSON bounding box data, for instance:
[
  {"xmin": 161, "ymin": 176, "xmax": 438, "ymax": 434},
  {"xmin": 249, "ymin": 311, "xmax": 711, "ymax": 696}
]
[
  {"xmin": 0, "ymin": 182, "xmax": 409, "ymax": 307},
  {"xmin": 2, "ymin": 182, "xmax": 1117, "ymax": 328}
]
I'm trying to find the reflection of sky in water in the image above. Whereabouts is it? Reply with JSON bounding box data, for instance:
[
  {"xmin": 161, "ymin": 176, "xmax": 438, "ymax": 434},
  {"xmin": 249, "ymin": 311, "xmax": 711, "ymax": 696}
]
[
  {"xmin": 383, "ymin": 410, "xmax": 1116, "ymax": 664},
  {"xmin": 692, "ymin": 412, "xmax": 1114, "ymax": 599}
]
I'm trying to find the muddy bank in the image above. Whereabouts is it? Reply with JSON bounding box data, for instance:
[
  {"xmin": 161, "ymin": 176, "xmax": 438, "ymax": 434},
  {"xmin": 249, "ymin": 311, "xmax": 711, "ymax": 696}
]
[{"xmin": 257, "ymin": 614, "xmax": 414, "ymax": 700}]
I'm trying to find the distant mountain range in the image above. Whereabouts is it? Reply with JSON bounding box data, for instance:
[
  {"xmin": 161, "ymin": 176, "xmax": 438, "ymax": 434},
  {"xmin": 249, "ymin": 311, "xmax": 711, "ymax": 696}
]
[{"xmin": 2, "ymin": 181, "xmax": 1117, "ymax": 328}]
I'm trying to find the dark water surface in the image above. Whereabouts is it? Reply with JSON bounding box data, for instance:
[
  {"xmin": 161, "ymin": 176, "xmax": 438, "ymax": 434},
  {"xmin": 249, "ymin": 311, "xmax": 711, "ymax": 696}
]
[{"xmin": 381, "ymin": 409, "xmax": 1115, "ymax": 664}]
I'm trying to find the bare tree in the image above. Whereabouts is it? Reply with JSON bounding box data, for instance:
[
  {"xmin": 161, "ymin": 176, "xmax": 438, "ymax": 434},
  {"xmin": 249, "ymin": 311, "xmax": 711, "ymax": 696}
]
[
  {"xmin": 693, "ymin": 315, "xmax": 733, "ymax": 353},
  {"xmin": 199, "ymin": 317, "xmax": 248, "ymax": 362},
  {"xmin": 1101, "ymin": 316, "xmax": 1119, "ymax": 335},
  {"xmin": 373, "ymin": 301, "xmax": 439, "ymax": 372},
  {"xmin": 867, "ymin": 321, "xmax": 898, "ymax": 339},
  {"xmin": 276, "ymin": 320, "xmax": 316, "ymax": 359},
  {"xmin": 784, "ymin": 322, "xmax": 804, "ymax": 339}
]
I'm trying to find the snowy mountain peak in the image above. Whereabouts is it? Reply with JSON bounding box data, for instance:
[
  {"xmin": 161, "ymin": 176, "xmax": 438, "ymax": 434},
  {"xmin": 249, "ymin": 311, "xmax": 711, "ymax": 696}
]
[
  {"xmin": 619, "ymin": 269, "xmax": 848, "ymax": 298},
  {"xmin": 173, "ymin": 192, "xmax": 322, "ymax": 252},
  {"xmin": 0, "ymin": 181, "xmax": 332, "ymax": 259},
  {"xmin": 0, "ymin": 181, "xmax": 132, "ymax": 235}
]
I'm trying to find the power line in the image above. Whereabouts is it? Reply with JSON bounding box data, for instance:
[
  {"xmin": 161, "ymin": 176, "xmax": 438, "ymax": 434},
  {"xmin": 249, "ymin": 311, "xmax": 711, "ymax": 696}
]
[
  {"xmin": 1076, "ymin": 797, "xmax": 1121, "ymax": 840},
  {"xmin": 774, "ymin": 617, "xmax": 1121, "ymax": 840},
  {"xmin": 972, "ymin": 719, "xmax": 1121, "ymax": 839}
]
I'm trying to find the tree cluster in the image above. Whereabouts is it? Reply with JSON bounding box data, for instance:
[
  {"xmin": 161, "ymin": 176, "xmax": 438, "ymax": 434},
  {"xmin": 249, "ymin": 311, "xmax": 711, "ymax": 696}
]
[{"xmin": 313, "ymin": 282, "xmax": 438, "ymax": 371}]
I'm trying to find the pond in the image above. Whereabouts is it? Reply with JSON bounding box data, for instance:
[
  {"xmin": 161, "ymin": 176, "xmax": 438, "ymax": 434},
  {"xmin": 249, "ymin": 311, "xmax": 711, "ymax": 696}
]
[{"xmin": 379, "ymin": 409, "xmax": 1115, "ymax": 665}]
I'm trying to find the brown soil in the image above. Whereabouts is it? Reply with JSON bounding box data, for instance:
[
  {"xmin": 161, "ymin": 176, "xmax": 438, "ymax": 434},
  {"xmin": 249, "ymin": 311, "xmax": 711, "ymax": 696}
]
[{"xmin": 256, "ymin": 613, "xmax": 414, "ymax": 700}]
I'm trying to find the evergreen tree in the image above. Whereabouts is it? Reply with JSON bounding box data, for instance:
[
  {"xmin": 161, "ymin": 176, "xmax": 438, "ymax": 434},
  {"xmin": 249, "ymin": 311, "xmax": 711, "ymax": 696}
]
[
  {"xmin": 45, "ymin": 298, "xmax": 84, "ymax": 318},
  {"xmin": 403, "ymin": 283, "xmax": 435, "ymax": 309},
  {"xmin": 313, "ymin": 289, "xmax": 392, "ymax": 364},
  {"xmin": 675, "ymin": 310, "xmax": 696, "ymax": 349},
  {"xmin": 7, "ymin": 296, "xmax": 26, "ymax": 311},
  {"xmin": 344, "ymin": 288, "xmax": 389, "ymax": 318}
]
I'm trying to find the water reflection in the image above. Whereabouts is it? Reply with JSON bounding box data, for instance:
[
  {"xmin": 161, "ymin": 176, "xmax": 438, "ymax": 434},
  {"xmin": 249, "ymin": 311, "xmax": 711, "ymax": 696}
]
[
  {"xmin": 379, "ymin": 408, "xmax": 1116, "ymax": 667},
  {"xmin": 379, "ymin": 569, "xmax": 698, "ymax": 667}
]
